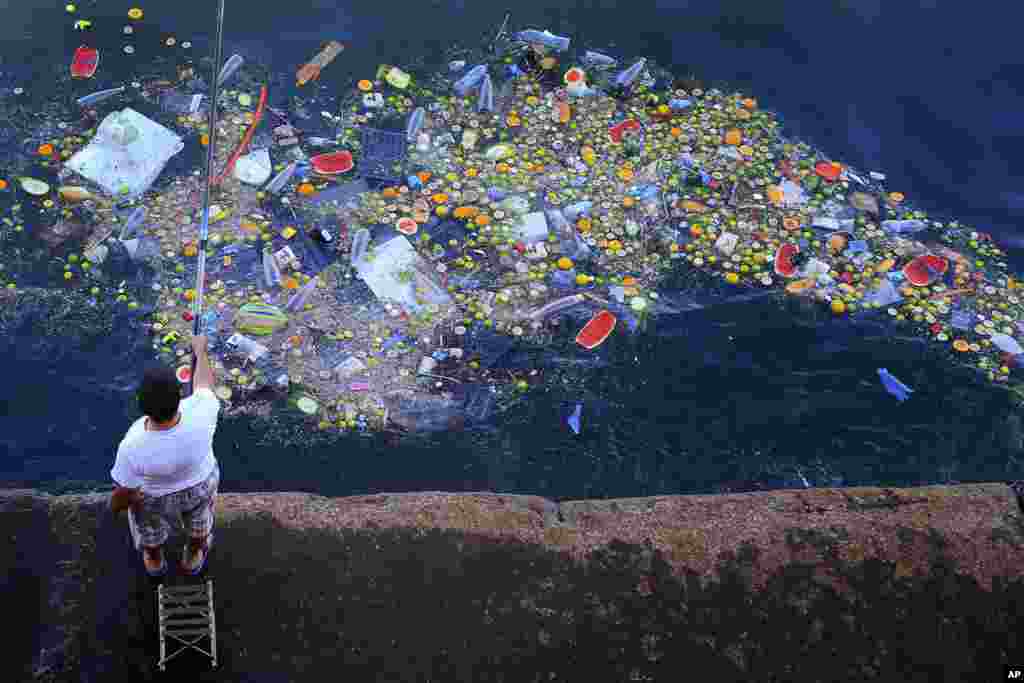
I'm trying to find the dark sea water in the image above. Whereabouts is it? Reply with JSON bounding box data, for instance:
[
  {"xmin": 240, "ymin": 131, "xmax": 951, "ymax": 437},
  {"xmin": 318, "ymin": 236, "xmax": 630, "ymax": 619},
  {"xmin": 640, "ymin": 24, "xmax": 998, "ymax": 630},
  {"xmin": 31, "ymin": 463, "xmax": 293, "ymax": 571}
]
[{"xmin": 1, "ymin": 0, "xmax": 1023, "ymax": 500}]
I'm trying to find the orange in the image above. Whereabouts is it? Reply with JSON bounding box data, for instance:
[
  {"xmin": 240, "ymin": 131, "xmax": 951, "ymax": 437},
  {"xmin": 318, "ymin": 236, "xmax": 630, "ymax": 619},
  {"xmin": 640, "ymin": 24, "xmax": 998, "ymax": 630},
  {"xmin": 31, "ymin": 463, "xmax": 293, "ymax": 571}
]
[
  {"xmin": 622, "ymin": 276, "xmax": 637, "ymax": 287},
  {"xmin": 742, "ymin": 98, "xmax": 757, "ymax": 110},
  {"xmin": 622, "ymin": 196, "xmax": 635, "ymax": 208},
  {"xmin": 37, "ymin": 143, "xmax": 54, "ymax": 156},
  {"xmin": 0, "ymin": 179, "xmax": 8, "ymax": 190},
  {"xmin": 474, "ymin": 214, "xmax": 491, "ymax": 226},
  {"xmin": 670, "ymin": 127, "xmax": 682, "ymax": 138},
  {"xmin": 431, "ymin": 193, "xmax": 449, "ymax": 205},
  {"xmin": 953, "ymin": 339, "xmax": 970, "ymax": 352},
  {"xmin": 453, "ymin": 206, "xmax": 480, "ymax": 220},
  {"xmin": 888, "ymin": 192, "xmax": 905, "ymax": 204},
  {"xmin": 496, "ymin": 163, "xmax": 509, "ymax": 173},
  {"xmin": 297, "ymin": 183, "xmax": 315, "ymax": 195},
  {"xmin": 417, "ymin": 171, "xmax": 431, "ymax": 184},
  {"xmin": 382, "ymin": 187, "xmax": 399, "ymax": 199},
  {"xmin": 283, "ymin": 277, "xmax": 299, "ymax": 290},
  {"xmin": 357, "ymin": 79, "xmax": 373, "ymax": 92},
  {"xmin": 200, "ymin": 134, "xmax": 209, "ymax": 146},
  {"xmin": 689, "ymin": 225, "xmax": 703, "ymax": 238},
  {"xmin": 724, "ymin": 129, "xmax": 742, "ymax": 146},
  {"xmin": 767, "ymin": 185, "xmax": 784, "ymax": 204}
]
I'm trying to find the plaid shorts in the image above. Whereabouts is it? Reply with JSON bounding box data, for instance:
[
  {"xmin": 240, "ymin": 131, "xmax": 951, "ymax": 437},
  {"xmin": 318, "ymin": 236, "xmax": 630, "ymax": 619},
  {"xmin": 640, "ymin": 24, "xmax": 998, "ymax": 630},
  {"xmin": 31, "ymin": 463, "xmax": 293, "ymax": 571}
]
[{"xmin": 128, "ymin": 463, "xmax": 220, "ymax": 551}]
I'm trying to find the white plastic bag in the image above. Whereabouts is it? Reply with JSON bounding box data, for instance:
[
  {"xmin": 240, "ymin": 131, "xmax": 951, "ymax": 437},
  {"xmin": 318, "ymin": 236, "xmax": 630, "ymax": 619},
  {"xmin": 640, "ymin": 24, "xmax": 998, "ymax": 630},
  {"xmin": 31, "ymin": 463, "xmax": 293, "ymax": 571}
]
[{"xmin": 65, "ymin": 108, "xmax": 183, "ymax": 198}]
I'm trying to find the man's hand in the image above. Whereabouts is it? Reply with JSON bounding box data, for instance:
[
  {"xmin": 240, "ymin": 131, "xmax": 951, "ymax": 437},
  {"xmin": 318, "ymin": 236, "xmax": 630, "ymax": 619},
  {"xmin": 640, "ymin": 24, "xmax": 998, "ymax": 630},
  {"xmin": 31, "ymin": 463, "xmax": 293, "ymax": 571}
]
[
  {"xmin": 191, "ymin": 334, "xmax": 208, "ymax": 356},
  {"xmin": 110, "ymin": 486, "xmax": 143, "ymax": 515}
]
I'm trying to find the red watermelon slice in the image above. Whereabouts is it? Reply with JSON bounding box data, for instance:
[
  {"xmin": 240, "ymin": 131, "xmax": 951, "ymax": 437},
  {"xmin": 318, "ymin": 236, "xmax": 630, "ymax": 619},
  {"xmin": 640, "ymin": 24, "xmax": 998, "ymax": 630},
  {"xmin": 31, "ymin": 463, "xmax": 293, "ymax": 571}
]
[
  {"xmin": 902, "ymin": 254, "xmax": 948, "ymax": 287},
  {"xmin": 576, "ymin": 310, "xmax": 617, "ymax": 350},
  {"xmin": 608, "ymin": 119, "xmax": 640, "ymax": 144},
  {"xmin": 175, "ymin": 365, "xmax": 192, "ymax": 383},
  {"xmin": 71, "ymin": 46, "xmax": 99, "ymax": 79},
  {"xmin": 310, "ymin": 151, "xmax": 354, "ymax": 175},
  {"xmin": 774, "ymin": 243, "xmax": 800, "ymax": 278},
  {"xmin": 814, "ymin": 161, "xmax": 841, "ymax": 181}
]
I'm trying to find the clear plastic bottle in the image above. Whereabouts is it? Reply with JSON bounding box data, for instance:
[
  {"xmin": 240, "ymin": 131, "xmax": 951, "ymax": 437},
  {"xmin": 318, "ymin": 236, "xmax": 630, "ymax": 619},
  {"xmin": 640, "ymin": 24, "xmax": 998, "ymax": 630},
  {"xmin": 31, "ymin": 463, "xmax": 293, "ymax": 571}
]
[{"xmin": 217, "ymin": 54, "xmax": 244, "ymax": 87}]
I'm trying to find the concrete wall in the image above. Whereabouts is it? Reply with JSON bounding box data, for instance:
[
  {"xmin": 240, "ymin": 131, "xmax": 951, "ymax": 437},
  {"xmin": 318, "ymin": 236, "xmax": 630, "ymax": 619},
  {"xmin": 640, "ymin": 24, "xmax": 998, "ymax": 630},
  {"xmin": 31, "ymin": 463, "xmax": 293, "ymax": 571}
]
[{"xmin": 3, "ymin": 484, "xmax": 1022, "ymax": 682}]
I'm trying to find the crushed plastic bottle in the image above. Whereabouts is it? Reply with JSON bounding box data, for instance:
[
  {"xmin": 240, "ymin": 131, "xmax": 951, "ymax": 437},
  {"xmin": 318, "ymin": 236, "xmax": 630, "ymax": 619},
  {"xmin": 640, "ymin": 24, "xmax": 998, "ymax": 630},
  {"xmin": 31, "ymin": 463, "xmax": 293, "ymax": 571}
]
[
  {"xmin": 514, "ymin": 29, "xmax": 570, "ymax": 52},
  {"xmin": 405, "ymin": 107, "xmax": 425, "ymax": 142},
  {"xmin": 264, "ymin": 161, "xmax": 298, "ymax": 194},
  {"xmin": 217, "ymin": 54, "xmax": 244, "ymax": 87},
  {"xmin": 453, "ymin": 64, "xmax": 487, "ymax": 97},
  {"xmin": 583, "ymin": 51, "xmax": 617, "ymax": 68},
  {"xmin": 477, "ymin": 73, "xmax": 494, "ymax": 113},
  {"xmin": 225, "ymin": 333, "xmax": 269, "ymax": 362},
  {"xmin": 881, "ymin": 219, "xmax": 928, "ymax": 235},
  {"xmin": 349, "ymin": 228, "xmax": 371, "ymax": 270},
  {"xmin": 614, "ymin": 58, "xmax": 646, "ymax": 88}
]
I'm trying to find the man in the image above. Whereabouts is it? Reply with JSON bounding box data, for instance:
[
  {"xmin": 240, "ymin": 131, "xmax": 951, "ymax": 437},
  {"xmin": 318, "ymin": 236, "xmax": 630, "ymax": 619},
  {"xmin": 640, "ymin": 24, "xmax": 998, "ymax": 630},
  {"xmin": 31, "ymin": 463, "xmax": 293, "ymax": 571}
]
[{"xmin": 110, "ymin": 335, "xmax": 221, "ymax": 577}]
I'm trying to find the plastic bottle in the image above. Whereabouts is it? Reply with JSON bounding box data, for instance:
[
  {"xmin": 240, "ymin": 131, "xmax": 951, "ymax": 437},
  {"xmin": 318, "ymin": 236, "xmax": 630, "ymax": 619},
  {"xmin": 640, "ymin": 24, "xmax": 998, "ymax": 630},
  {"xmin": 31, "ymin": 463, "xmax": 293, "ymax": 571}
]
[
  {"xmin": 453, "ymin": 64, "xmax": 487, "ymax": 97},
  {"xmin": 614, "ymin": 58, "xmax": 646, "ymax": 88},
  {"xmin": 406, "ymin": 107, "xmax": 425, "ymax": 142},
  {"xmin": 350, "ymin": 228, "xmax": 370, "ymax": 270},
  {"xmin": 225, "ymin": 333, "xmax": 269, "ymax": 362},
  {"xmin": 583, "ymin": 51, "xmax": 618, "ymax": 68},
  {"xmin": 217, "ymin": 54, "xmax": 244, "ymax": 87},
  {"xmin": 265, "ymin": 161, "xmax": 298, "ymax": 194},
  {"xmin": 118, "ymin": 206, "xmax": 146, "ymax": 241},
  {"xmin": 528, "ymin": 294, "xmax": 586, "ymax": 321},
  {"xmin": 262, "ymin": 246, "xmax": 282, "ymax": 287},
  {"xmin": 514, "ymin": 30, "xmax": 570, "ymax": 52},
  {"xmin": 284, "ymin": 276, "xmax": 320, "ymax": 313},
  {"xmin": 477, "ymin": 74, "xmax": 495, "ymax": 113},
  {"xmin": 881, "ymin": 219, "xmax": 928, "ymax": 235}
]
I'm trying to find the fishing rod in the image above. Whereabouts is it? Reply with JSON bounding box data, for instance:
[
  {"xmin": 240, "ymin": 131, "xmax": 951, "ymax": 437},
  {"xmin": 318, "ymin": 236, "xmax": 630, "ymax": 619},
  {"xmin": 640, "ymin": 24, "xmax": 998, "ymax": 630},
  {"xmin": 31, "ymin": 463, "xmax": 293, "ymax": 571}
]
[{"xmin": 187, "ymin": 0, "xmax": 226, "ymax": 398}]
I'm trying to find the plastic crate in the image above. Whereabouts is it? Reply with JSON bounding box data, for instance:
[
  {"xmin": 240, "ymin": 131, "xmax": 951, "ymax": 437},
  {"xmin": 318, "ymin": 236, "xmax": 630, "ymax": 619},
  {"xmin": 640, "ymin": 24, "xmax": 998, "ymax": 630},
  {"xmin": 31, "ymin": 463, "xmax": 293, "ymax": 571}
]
[{"xmin": 359, "ymin": 127, "xmax": 407, "ymax": 184}]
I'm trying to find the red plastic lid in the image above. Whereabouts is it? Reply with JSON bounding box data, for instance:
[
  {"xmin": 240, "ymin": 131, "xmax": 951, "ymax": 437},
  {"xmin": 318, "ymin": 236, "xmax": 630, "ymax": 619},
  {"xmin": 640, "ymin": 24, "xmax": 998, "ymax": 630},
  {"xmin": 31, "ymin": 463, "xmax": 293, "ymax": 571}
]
[{"xmin": 176, "ymin": 366, "xmax": 192, "ymax": 383}]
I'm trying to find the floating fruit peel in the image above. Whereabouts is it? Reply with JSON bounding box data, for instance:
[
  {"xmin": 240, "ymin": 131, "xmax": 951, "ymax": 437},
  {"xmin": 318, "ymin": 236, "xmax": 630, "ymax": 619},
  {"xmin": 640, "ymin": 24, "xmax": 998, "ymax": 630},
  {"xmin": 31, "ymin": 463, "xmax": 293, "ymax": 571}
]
[
  {"xmin": 576, "ymin": 310, "xmax": 617, "ymax": 350},
  {"xmin": 71, "ymin": 45, "xmax": 98, "ymax": 79},
  {"xmin": 310, "ymin": 151, "xmax": 354, "ymax": 175},
  {"xmin": 774, "ymin": 243, "xmax": 800, "ymax": 278},
  {"xmin": 903, "ymin": 254, "xmax": 948, "ymax": 287}
]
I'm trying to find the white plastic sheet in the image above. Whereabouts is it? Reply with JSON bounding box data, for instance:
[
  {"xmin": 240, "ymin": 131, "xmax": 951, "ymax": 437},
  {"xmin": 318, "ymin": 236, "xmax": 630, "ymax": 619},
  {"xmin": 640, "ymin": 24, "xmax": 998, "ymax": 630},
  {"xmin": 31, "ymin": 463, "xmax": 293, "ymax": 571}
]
[{"xmin": 65, "ymin": 108, "xmax": 183, "ymax": 198}]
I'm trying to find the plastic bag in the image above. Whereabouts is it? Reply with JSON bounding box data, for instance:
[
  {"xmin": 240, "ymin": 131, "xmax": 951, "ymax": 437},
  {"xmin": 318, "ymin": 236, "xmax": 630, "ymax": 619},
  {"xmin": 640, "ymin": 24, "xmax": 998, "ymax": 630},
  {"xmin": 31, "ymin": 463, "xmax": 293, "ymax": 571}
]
[{"xmin": 65, "ymin": 108, "xmax": 183, "ymax": 199}]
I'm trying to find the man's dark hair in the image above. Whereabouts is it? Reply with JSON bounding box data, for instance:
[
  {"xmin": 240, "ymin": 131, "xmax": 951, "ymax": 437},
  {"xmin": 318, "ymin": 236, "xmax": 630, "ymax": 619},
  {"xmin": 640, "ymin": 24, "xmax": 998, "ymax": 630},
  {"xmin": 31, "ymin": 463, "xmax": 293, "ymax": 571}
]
[{"xmin": 138, "ymin": 366, "xmax": 181, "ymax": 423}]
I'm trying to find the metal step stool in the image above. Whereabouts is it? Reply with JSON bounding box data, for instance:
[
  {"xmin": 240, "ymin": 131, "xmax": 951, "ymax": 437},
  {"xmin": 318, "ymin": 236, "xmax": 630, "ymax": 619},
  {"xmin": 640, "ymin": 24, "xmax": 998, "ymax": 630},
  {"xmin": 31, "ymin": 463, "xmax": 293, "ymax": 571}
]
[{"xmin": 157, "ymin": 580, "xmax": 218, "ymax": 671}]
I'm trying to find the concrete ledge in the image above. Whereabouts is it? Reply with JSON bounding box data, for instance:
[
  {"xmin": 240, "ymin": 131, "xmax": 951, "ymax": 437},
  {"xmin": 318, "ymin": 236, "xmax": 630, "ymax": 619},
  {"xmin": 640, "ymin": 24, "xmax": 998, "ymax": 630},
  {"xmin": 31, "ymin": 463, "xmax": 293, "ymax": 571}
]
[{"xmin": 3, "ymin": 484, "xmax": 1023, "ymax": 681}]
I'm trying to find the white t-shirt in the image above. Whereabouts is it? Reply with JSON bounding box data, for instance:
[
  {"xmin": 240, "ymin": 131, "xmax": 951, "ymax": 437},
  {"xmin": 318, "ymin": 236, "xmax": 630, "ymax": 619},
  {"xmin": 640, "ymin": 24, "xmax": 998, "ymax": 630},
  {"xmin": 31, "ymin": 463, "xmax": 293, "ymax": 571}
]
[{"xmin": 111, "ymin": 387, "xmax": 220, "ymax": 497}]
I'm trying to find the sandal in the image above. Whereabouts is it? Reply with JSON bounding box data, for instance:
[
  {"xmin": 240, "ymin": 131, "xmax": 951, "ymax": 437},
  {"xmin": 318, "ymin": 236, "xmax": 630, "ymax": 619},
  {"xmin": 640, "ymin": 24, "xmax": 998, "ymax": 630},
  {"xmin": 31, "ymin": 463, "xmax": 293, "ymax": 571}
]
[
  {"xmin": 143, "ymin": 549, "xmax": 167, "ymax": 578},
  {"xmin": 181, "ymin": 532, "xmax": 214, "ymax": 576}
]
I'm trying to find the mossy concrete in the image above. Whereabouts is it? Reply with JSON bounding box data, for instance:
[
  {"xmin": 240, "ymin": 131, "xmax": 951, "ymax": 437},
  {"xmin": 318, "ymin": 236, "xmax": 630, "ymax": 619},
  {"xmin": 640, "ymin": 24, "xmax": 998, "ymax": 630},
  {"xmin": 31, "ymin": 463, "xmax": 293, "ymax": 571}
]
[{"xmin": 2, "ymin": 485, "xmax": 1022, "ymax": 682}]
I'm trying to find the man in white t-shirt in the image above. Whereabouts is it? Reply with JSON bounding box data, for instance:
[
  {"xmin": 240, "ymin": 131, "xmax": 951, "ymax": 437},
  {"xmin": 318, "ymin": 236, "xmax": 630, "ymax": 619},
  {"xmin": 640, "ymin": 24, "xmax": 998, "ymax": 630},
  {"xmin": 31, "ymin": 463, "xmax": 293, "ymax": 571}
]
[{"xmin": 110, "ymin": 335, "xmax": 221, "ymax": 577}]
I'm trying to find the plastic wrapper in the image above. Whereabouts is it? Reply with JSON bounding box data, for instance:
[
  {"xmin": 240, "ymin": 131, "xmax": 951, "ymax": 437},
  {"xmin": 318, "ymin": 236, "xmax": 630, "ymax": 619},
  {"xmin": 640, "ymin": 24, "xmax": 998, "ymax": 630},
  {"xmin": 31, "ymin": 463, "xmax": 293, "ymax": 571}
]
[{"xmin": 65, "ymin": 108, "xmax": 183, "ymax": 199}]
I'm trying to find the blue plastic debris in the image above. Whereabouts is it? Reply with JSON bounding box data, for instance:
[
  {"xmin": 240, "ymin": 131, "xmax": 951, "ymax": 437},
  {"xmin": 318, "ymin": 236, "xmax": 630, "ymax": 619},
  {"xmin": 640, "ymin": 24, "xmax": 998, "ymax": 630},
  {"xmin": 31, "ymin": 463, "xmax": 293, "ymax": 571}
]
[
  {"xmin": 567, "ymin": 403, "xmax": 582, "ymax": 435},
  {"xmin": 877, "ymin": 368, "xmax": 914, "ymax": 402}
]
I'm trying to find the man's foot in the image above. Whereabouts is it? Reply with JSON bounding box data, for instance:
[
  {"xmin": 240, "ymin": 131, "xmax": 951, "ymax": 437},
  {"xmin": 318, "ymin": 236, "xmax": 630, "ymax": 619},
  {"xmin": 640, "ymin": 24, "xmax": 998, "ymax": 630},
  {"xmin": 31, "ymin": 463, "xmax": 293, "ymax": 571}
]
[
  {"xmin": 142, "ymin": 546, "xmax": 166, "ymax": 577},
  {"xmin": 181, "ymin": 534, "xmax": 212, "ymax": 575}
]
